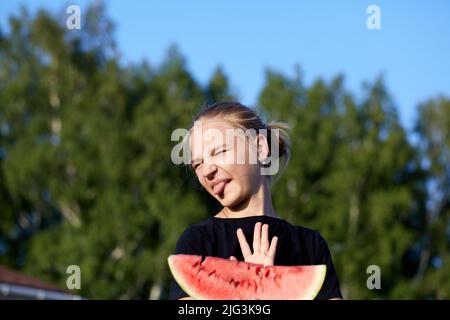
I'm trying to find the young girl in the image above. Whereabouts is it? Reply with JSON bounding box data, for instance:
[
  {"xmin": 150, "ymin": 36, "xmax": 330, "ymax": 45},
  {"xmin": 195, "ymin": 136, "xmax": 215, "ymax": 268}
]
[{"xmin": 169, "ymin": 102, "xmax": 342, "ymax": 300}]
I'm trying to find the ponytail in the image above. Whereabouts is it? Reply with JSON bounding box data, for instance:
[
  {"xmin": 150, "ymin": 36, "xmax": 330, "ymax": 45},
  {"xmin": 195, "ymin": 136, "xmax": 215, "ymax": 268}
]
[{"xmin": 265, "ymin": 120, "xmax": 291, "ymax": 185}]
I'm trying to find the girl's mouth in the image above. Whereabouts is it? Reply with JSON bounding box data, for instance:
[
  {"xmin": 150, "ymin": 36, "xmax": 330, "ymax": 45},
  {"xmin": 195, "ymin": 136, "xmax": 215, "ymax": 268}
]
[{"xmin": 212, "ymin": 179, "xmax": 231, "ymax": 196}]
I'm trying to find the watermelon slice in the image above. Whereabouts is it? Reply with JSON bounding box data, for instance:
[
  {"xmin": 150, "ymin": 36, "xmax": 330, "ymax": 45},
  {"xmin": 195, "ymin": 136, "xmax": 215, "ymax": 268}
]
[{"xmin": 168, "ymin": 254, "xmax": 326, "ymax": 300}]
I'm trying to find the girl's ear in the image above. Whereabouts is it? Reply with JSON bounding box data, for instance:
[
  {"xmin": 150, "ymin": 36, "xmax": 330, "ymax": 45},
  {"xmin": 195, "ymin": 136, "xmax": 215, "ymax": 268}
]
[{"xmin": 256, "ymin": 133, "xmax": 270, "ymax": 163}]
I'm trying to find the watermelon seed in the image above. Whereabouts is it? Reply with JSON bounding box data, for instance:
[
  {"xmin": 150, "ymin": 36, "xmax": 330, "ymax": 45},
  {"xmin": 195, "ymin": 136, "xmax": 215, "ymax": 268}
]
[
  {"xmin": 208, "ymin": 270, "xmax": 216, "ymax": 277},
  {"xmin": 274, "ymin": 274, "xmax": 281, "ymax": 288}
]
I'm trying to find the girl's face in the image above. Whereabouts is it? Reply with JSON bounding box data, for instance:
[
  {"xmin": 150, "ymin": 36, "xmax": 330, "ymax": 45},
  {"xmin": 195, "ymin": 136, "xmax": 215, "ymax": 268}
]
[{"xmin": 189, "ymin": 118, "xmax": 267, "ymax": 208}]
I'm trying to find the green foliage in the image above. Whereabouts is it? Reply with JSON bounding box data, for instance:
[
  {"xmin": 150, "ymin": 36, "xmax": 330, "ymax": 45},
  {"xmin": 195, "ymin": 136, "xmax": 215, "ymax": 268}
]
[{"xmin": 0, "ymin": 4, "xmax": 448, "ymax": 299}]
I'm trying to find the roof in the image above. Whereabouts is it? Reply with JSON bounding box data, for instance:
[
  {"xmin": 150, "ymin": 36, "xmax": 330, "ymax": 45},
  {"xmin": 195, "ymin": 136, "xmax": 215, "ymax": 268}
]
[{"xmin": 0, "ymin": 265, "xmax": 68, "ymax": 293}]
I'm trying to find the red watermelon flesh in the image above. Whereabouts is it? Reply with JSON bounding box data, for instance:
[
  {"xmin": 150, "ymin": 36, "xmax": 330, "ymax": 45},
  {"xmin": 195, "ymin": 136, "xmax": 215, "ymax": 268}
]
[{"xmin": 168, "ymin": 254, "xmax": 326, "ymax": 300}]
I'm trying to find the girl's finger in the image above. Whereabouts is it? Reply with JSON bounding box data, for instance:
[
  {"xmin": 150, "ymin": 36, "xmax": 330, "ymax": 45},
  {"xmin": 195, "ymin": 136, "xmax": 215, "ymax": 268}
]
[
  {"xmin": 267, "ymin": 236, "xmax": 278, "ymax": 259},
  {"xmin": 236, "ymin": 228, "xmax": 252, "ymax": 258},
  {"xmin": 230, "ymin": 256, "xmax": 237, "ymax": 261},
  {"xmin": 260, "ymin": 224, "xmax": 269, "ymax": 254},
  {"xmin": 253, "ymin": 222, "xmax": 262, "ymax": 253}
]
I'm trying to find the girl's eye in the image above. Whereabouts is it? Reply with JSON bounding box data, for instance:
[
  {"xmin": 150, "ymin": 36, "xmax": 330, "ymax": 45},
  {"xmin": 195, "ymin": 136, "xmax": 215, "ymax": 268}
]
[{"xmin": 215, "ymin": 149, "xmax": 227, "ymax": 155}]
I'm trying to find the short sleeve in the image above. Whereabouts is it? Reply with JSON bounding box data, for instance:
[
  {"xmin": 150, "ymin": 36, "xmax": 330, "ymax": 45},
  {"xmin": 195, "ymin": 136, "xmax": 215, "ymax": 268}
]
[
  {"xmin": 314, "ymin": 235, "xmax": 343, "ymax": 300},
  {"xmin": 168, "ymin": 226, "xmax": 208, "ymax": 300}
]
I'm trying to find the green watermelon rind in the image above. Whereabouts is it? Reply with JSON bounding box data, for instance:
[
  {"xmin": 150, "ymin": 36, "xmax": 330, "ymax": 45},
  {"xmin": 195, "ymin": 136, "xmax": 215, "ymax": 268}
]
[
  {"xmin": 168, "ymin": 255, "xmax": 327, "ymax": 300},
  {"xmin": 301, "ymin": 264, "xmax": 327, "ymax": 300},
  {"xmin": 168, "ymin": 255, "xmax": 202, "ymax": 300}
]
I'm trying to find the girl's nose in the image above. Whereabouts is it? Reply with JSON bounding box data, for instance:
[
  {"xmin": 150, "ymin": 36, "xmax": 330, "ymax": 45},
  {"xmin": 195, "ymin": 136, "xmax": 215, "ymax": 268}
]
[{"xmin": 202, "ymin": 162, "xmax": 217, "ymax": 178}]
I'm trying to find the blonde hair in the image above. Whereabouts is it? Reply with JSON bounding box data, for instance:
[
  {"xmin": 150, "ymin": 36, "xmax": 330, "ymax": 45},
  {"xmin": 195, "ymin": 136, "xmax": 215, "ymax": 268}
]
[{"xmin": 190, "ymin": 101, "xmax": 291, "ymax": 185}]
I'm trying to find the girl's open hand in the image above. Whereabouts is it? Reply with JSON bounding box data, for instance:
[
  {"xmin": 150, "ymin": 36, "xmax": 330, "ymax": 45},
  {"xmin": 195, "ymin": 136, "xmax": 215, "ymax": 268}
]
[{"xmin": 230, "ymin": 222, "xmax": 278, "ymax": 267}]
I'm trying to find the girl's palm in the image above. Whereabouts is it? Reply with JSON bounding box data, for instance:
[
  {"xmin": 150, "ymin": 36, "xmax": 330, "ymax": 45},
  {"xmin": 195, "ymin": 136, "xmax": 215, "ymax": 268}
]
[{"xmin": 230, "ymin": 222, "xmax": 278, "ymax": 267}]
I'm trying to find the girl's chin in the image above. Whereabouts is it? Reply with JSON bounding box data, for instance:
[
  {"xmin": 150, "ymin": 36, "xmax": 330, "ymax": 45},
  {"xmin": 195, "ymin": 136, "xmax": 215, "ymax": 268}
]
[
  {"xmin": 213, "ymin": 183, "xmax": 245, "ymax": 206},
  {"xmin": 216, "ymin": 192, "xmax": 234, "ymax": 205},
  {"xmin": 219, "ymin": 194, "xmax": 246, "ymax": 208}
]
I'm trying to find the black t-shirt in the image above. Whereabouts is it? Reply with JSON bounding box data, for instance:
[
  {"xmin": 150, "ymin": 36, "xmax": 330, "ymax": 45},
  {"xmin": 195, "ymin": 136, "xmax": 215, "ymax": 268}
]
[{"xmin": 169, "ymin": 215, "xmax": 343, "ymax": 300}]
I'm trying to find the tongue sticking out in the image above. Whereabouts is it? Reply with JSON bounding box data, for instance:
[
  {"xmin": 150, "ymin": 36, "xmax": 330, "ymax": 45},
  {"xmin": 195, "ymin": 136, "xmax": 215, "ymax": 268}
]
[{"xmin": 213, "ymin": 180, "xmax": 229, "ymax": 195}]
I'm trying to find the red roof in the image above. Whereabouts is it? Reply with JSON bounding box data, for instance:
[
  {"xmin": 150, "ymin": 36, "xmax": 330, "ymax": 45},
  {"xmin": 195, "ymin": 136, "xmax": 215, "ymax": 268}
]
[{"xmin": 0, "ymin": 265, "xmax": 67, "ymax": 293}]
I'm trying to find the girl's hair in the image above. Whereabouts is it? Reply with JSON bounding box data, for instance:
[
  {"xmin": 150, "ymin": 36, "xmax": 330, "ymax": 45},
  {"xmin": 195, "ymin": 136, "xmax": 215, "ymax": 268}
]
[{"xmin": 191, "ymin": 101, "xmax": 291, "ymax": 185}]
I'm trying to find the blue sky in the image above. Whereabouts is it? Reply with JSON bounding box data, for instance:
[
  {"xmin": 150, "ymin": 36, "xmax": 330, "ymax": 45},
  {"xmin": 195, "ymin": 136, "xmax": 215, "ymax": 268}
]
[{"xmin": 1, "ymin": 0, "xmax": 450, "ymax": 133}]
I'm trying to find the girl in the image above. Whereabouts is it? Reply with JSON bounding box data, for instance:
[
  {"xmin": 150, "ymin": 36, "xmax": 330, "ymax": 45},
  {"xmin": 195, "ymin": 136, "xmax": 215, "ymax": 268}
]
[{"xmin": 169, "ymin": 102, "xmax": 342, "ymax": 300}]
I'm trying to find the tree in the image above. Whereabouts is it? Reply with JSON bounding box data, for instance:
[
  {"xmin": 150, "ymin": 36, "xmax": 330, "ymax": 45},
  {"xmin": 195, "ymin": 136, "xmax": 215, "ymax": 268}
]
[{"xmin": 401, "ymin": 97, "xmax": 450, "ymax": 299}]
